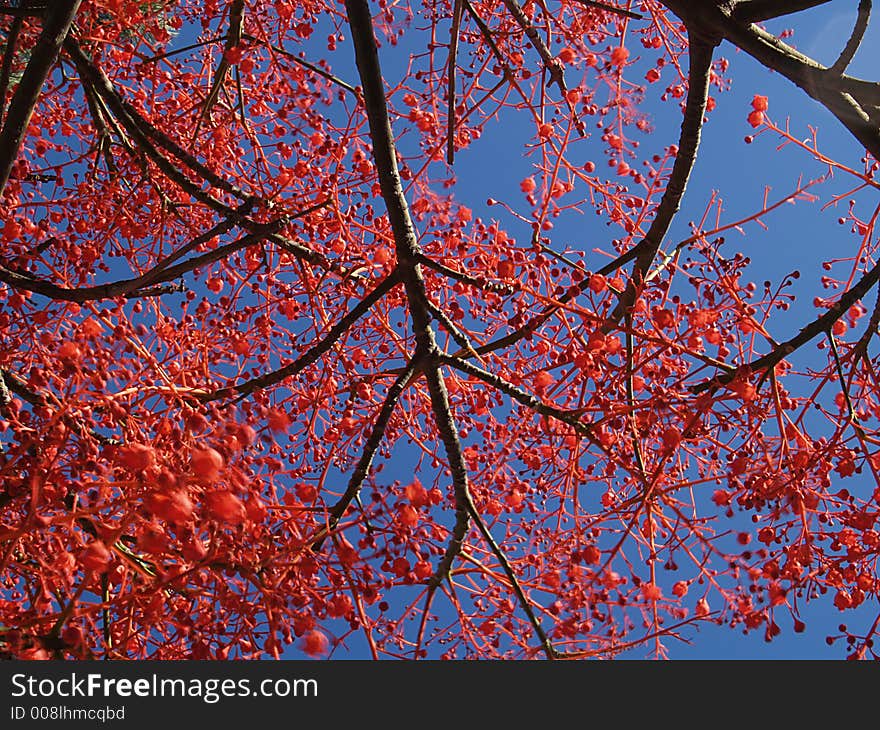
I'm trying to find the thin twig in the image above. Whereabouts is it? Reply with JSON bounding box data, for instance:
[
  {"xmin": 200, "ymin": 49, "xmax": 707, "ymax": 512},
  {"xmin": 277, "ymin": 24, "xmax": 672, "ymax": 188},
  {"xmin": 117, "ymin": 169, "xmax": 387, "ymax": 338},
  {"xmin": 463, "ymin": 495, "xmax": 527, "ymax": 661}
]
[{"xmin": 447, "ymin": 0, "xmax": 463, "ymax": 164}]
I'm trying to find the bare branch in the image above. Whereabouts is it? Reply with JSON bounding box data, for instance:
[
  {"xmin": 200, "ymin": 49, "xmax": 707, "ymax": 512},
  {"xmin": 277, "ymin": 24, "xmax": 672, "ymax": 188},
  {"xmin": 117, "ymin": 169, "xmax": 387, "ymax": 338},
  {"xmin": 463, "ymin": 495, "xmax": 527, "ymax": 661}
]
[
  {"xmin": 313, "ymin": 355, "xmax": 422, "ymax": 550},
  {"xmin": 830, "ymin": 0, "xmax": 871, "ymax": 75},
  {"xmin": 732, "ymin": 0, "xmax": 832, "ymax": 22},
  {"xmin": 447, "ymin": 0, "xmax": 463, "ymax": 164},
  {"xmin": 441, "ymin": 354, "xmax": 593, "ymax": 436},
  {"xmin": 464, "ymin": 496, "xmax": 556, "ymax": 659},
  {"xmin": 0, "ymin": 0, "xmax": 81, "ymax": 195},
  {"xmin": 423, "ymin": 365, "xmax": 473, "ymax": 590},
  {"xmin": 425, "ymin": 299, "xmax": 480, "ymax": 359},
  {"xmin": 203, "ymin": 270, "xmax": 401, "ymax": 401}
]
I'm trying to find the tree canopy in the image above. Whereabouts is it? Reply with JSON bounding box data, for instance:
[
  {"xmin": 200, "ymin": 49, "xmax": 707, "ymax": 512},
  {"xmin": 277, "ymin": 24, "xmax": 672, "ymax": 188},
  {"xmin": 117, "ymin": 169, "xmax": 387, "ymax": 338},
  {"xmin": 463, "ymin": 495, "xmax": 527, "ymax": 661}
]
[{"xmin": 1, "ymin": 0, "xmax": 880, "ymax": 659}]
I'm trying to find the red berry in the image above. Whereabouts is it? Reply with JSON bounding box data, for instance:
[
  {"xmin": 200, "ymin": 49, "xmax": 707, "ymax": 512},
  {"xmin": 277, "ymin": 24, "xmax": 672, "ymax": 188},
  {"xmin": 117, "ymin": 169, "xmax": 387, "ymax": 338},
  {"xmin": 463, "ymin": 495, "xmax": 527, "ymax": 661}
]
[
  {"xmin": 266, "ymin": 408, "xmax": 291, "ymax": 433},
  {"xmin": 588, "ymin": 273, "xmax": 607, "ymax": 294},
  {"xmin": 558, "ymin": 47, "xmax": 576, "ymax": 64},
  {"xmin": 301, "ymin": 630, "xmax": 329, "ymax": 657},
  {"xmin": 204, "ymin": 490, "xmax": 246, "ymax": 525},
  {"xmin": 57, "ymin": 341, "xmax": 82, "ymax": 362},
  {"xmin": 610, "ymin": 46, "xmax": 629, "ymax": 66},
  {"xmin": 399, "ymin": 504, "xmax": 419, "ymax": 527},
  {"xmin": 145, "ymin": 490, "xmax": 194, "ymax": 524},
  {"xmin": 81, "ymin": 541, "xmax": 111, "ymax": 572},
  {"xmin": 117, "ymin": 443, "xmax": 156, "ymax": 472},
  {"xmin": 747, "ymin": 110, "xmax": 764, "ymax": 128},
  {"xmin": 191, "ymin": 447, "xmax": 224, "ymax": 482}
]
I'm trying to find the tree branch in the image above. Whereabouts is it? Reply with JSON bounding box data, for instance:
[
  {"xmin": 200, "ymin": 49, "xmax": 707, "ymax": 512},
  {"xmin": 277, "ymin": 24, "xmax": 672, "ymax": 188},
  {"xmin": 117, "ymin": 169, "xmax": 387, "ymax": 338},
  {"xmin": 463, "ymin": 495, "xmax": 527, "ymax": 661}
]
[
  {"xmin": 0, "ymin": 215, "xmax": 290, "ymax": 302},
  {"xmin": 570, "ymin": 0, "xmax": 643, "ymax": 21},
  {"xmin": 0, "ymin": 0, "xmax": 80, "ymax": 195},
  {"xmin": 732, "ymin": 0, "xmax": 832, "ymax": 22},
  {"xmin": 446, "ymin": 0, "xmax": 463, "ymax": 165},
  {"xmin": 203, "ymin": 270, "xmax": 401, "ymax": 401},
  {"xmin": 441, "ymin": 354, "xmax": 593, "ymax": 436},
  {"xmin": 346, "ymin": 0, "xmax": 555, "ymax": 658},
  {"xmin": 604, "ymin": 35, "xmax": 716, "ymax": 331},
  {"xmin": 830, "ymin": 0, "xmax": 871, "ymax": 76},
  {"xmin": 313, "ymin": 355, "xmax": 422, "ymax": 550},
  {"xmin": 501, "ymin": 0, "xmax": 567, "ymax": 92},
  {"xmin": 661, "ymin": 1, "xmax": 880, "ymax": 161},
  {"xmin": 694, "ymin": 257, "xmax": 880, "ymax": 392},
  {"xmin": 0, "ymin": 14, "xmax": 23, "ymax": 126},
  {"xmin": 417, "ymin": 254, "xmax": 515, "ymax": 295},
  {"xmin": 193, "ymin": 0, "xmax": 244, "ymax": 138}
]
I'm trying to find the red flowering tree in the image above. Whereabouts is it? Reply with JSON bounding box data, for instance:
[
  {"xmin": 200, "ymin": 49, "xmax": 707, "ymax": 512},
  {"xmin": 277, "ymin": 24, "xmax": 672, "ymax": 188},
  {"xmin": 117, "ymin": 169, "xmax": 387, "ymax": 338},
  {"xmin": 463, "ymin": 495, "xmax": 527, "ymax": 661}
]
[{"xmin": 1, "ymin": 0, "xmax": 879, "ymax": 659}]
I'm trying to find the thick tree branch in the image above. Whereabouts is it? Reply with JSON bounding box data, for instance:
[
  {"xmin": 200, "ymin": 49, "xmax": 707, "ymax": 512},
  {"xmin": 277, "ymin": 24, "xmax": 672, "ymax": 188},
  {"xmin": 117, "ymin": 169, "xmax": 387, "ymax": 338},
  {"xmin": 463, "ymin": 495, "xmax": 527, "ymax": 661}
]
[
  {"xmin": 0, "ymin": 14, "xmax": 23, "ymax": 126},
  {"xmin": 830, "ymin": 0, "xmax": 871, "ymax": 76},
  {"xmin": 0, "ymin": 0, "xmax": 80, "ymax": 195},
  {"xmin": 732, "ymin": 0, "xmax": 832, "ymax": 22},
  {"xmin": 422, "ymin": 365, "xmax": 474, "ymax": 587},
  {"xmin": 346, "ymin": 0, "xmax": 556, "ymax": 659},
  {"xmin": 661, "ymin": 1, "xmax": 880, "ymax": 161},
  {"xmin": 67, "ymin": 38, "xmax": 251, "ymax": 205}
]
